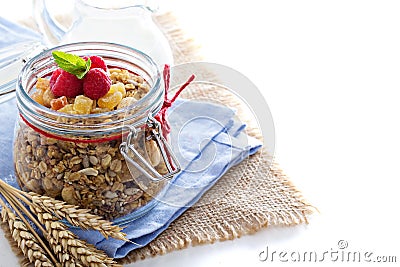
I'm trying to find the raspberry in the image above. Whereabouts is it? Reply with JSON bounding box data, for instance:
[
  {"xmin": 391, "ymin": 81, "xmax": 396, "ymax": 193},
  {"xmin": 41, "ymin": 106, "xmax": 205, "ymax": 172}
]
[
  {"xmin": 51, "ymin": 69, "xmax": 83, "ymax": 98},
  {"xmin": 89, "ymin": 55, "xmax": 108, "ymax": 72},
  {"xmin": 82, "ymin": 55, "xmax": 108, "ymax": 72},
  {"xmin": 49, "ymin": 68, "xmax": 63, "ymax": 89},
  {"xmin": 83, "ymin": 68, "xmax": 111, "ymax": 100}
]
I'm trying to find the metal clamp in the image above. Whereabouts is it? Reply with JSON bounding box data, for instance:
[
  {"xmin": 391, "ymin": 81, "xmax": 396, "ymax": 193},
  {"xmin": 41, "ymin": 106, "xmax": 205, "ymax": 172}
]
[{"xmin": 120, "ymin": 115, "xmax": 181, "ymax": 182}]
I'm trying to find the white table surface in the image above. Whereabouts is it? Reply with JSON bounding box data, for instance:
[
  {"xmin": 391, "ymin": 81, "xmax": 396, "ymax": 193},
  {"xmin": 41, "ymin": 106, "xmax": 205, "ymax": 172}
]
[{"xmin": 1, "ymin": 1, "xmax": 400, "ymax": 266}]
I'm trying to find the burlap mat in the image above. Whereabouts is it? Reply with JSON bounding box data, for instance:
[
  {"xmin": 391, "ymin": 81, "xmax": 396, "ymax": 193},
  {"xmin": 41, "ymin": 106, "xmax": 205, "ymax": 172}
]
[{"xmin": 1, "ymin": 12, "xmax": 315, "ymax": 266}]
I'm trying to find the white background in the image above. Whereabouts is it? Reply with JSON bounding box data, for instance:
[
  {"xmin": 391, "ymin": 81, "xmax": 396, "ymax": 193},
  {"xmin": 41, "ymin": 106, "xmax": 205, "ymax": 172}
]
[{"xmin": 1, "ymin": 0, "xmax": 400, "ymax": 266}]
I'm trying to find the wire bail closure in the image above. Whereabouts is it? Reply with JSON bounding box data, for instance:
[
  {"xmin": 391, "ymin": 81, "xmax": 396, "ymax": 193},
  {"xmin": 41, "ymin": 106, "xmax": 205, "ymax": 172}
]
[{"xmin": 120, "ymin": 115, "xmax": 181, "ymax": 182}]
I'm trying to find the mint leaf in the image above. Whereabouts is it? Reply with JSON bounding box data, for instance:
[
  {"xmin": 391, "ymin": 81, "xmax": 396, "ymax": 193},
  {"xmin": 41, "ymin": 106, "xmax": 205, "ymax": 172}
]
[
  {"xmin": 52, "ymin": 51, "xmax": 91, "ymax": 79},
  {"xmin": 77, "ymin": 58, "xmax": 91, "ymax": 79}
]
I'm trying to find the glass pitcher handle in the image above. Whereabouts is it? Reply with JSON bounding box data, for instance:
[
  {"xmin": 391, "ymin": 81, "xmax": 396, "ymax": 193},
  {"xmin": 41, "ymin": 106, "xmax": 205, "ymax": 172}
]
[
  {"xmin": 32, "ymin": 0, "xmax": 67, "ymax": 46},
  {"xmin": 0, "ymin": 41, "xmax": 45, "ymax": 104}
]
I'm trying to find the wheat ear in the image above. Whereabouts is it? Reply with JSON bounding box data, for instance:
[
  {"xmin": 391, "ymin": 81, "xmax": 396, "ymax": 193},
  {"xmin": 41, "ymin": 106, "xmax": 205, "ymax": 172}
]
[
  {"xmin": 32, "ymin": 205, "xmax": 122, "ymax": 267},
  {"xmin": 1, "ymin": 181, "xmax": 128, "ymax": 242},
  {"xmin": 29, "ymin": 193, "xmax": 128, "ymax": 241},
  {"xmin": 0, "ymin": 190, "xmax": 57, "ymax": 267},
  {"xmin": 0, "ymin": 208, "xmax": 53, "ymax": 267},
  {"xmin": 0, "ymin": 180, "xmax": 124, "ymax": 266}
]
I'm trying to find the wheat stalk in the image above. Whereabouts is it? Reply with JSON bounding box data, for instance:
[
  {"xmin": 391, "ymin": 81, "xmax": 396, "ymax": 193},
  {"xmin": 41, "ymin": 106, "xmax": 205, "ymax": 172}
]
[
  {"xmin": 0, "ymin": 180, "xmax": 126, "ymax": 266},
  {"xmin": 29, "ymin": 193, "xmax": 128, "ymax": 241},
  {"xmin": 0, "ymin": 208, "xmax": 53, "ymax": 267},
  {"xmin": 0, "ymin": 192, "xmax": 56, "ymax": 267},
  {"xmin": 32, "ymin": 205, "xmax": 121, "ymax": 267},
  {"xmin": 1, "ymin": 181, "xmax": 128, "ymax": 242}
]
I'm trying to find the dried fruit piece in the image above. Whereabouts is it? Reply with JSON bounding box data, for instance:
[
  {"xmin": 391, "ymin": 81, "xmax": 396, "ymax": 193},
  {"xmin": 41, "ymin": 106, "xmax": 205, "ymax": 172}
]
[
  {"xmin": 42, "ymin": 89, "xmax": 55, "ymax": 107},
  {"xmin": 36, "ymin": 78, "xmax": 50, "ymax": 91},
  {"xmin": 51, "ymin": 69, "xmax": 83, "ymax": 98},
  {"xmin": 50, "ymin": 96, "xmax": 68, "ymax": 110},
  {"xmin": 98, "ymin": 91, "xmax": 123, "ymax": 110},
  {"xmin": 109, "ymin": 82, "xmax": 126, "ymax": 97},
  {"xmin": 73, "ymin": 95, "xmax": 93, "ymax": 114},
  {"xmin": 31, "ymin": 89, "xmax": 45, "ymax": 105},
  {"xmin": 117, "ymin": 96, "xmax": 137, "ymax": 109},
  {"xmin": 58, "ymin": 104, "xmax": 76, "ymax": 114},
  {"xmin": 83, "ymin": 68, "xmax": 111, "ymax": 100},
  {"xmin": 32, "ymin": 78, "xmax": 52, "ymax": 106}
]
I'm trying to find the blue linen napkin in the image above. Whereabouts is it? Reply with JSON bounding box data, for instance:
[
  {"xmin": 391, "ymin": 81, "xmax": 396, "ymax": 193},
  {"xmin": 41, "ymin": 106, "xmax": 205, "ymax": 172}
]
[
  {"xmin": 0, "ymin": 98, "xmax": 17, "ymax": 183},
  {"xmin": 0, "ymin": 17, "xmax": 42, "ymax": 102},
  {"xmin": 0, "ymin": 17, "xmax": 263, "ymax": 258},
  {"xmin": 0, "ymin": 17, "xmax": 41, "ymax": 48}
]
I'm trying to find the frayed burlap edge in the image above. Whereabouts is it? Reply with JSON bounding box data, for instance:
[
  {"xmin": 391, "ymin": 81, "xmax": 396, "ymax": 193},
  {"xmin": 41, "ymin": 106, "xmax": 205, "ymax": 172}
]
[{"xmin": 118, "ymin": 148, "xmax": 315, "ymax": 264}]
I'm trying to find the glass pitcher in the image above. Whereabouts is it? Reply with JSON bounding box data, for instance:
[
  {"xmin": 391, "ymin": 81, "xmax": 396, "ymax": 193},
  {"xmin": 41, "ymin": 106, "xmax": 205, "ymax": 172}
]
[{"xmin": 33, "ymin": 0, "xmax": 173, "ymax": 68}]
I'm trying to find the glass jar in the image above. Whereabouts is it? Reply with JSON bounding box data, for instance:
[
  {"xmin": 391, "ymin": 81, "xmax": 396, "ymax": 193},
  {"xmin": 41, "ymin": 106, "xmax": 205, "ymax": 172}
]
[{"xmin": 13, "ymin": 42, "xmax": 180, "ymax": 223}]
